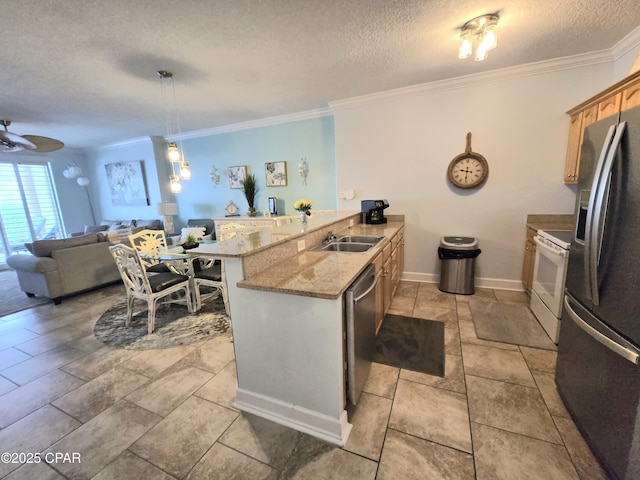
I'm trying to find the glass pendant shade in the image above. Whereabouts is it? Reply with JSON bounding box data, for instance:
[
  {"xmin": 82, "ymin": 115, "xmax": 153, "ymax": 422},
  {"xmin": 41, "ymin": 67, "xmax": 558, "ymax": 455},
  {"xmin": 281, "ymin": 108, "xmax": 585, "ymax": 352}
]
[
  {"xmin": 458, "ymin": 36, "xmax": 472, "ymax": 59},
  {"xmin": 458, "ymin": 14, "xmax": 499, "ymax": 62},
  {"xmin": 167, "ymin": 142, "xmax": 181, "ymax": 162},
  {"xmin": 483, "ymin": 26, "xmax": 497, "ymax": 50},
  {"xmin": 475, "ymin": 39, "xmax": 489, "ymax": 61},
  {"xmin": 180, "ymin": 161, "xmax": 191, "ymax": 180},
  {"xmin": 170, "ymin": 175, "xmax": 182, "ymax": 193},
  {"xmin": 77, "ymin": 176, "xmax": 90, "ymax": 187}
]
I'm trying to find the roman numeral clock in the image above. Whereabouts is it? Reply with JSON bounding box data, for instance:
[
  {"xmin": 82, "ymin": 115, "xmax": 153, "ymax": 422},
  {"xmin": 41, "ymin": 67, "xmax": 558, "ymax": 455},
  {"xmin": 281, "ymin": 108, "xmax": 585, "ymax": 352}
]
[{"xmin": 447, "ymin": 132, "xmax": 489, "ymax": 189}]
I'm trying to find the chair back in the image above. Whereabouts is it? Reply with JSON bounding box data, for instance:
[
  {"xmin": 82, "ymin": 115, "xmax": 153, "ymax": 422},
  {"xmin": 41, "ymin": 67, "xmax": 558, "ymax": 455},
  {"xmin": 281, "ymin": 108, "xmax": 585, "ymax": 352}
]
[
  {"xmin": 128, "ymin": 229, "xmax": 169, "ymax": 270},
  {"xmin": 109, "ymin": 243, "xmax": 151, "ymax": 296}
]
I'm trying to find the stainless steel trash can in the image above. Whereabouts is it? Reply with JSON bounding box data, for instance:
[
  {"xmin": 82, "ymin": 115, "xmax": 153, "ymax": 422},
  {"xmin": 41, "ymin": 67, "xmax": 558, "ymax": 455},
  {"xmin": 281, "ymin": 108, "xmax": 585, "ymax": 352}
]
[{"xmin": 438, "ymin": 237, "xmax": 481, "ymax": 295}]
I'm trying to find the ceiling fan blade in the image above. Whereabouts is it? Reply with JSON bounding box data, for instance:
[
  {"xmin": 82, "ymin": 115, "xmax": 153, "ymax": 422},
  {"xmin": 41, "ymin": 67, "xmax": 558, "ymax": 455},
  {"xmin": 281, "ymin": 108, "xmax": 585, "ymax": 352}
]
[
  {"xmin": 0, "ymin": 130, "xmax": 37, "ymax": 151},
  {"xmin": 22, "ymin": 135, "xmax": 64, "ymax": 152}
]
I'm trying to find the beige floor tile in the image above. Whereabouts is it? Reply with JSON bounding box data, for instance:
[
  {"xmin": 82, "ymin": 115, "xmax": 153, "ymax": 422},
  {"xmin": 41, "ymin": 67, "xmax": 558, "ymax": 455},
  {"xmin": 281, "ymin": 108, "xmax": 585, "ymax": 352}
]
[
  {"xmin": 0, "ymin": 328, "xmax": 41, "ymax": 351},
  {"xmin": 220, "ymin": 412, "xmax": 302, "ymax": 469},
  {"xmin": 395, "ymin": 281, "xmax": 419, "ymax": 297},
  {"xmin": 461, "ymin": 343, "xmax": 536, "ymax": 387},
  {"xmin": 344, "ymin": 392, "xmax": 392, "ymax": 461},
  {"xmin": 61, "ymin": 346, "xmax": 138, "ymax": 381},
  {"xmin": 0, "ymin": 376, "xmax": 17, "ymax": 396},
  {"xmin": 415, "ymin": 287, "xmax": 457, "ymax": 310},
  {"xmin": 520, "ymin": 345, "xmax": 557, "ymax": 373},
  {"xmin": 386, "ymin": 295, "xmax": 415, "ymax": 316},
  {"xmin": 377, "ymin": 429, "xmax": 475, "ymax": 479},
  {"xmin": 280, "ymin": 434, "xmax": 377, "ymax": 480},
  {"xmin": 412, "ymin": 304, "xmax": 457, "ymax": 328},
  {"xmin": 466, "ymin": 375, "xmax": 562, "ymax": 444},
  {"xmin": 0, "ymin": 347, "xmax": 31, "ymax": 370},
  {"xmin": 472, "ymin": 422, "xmax": 579, "ymax": 480},
  {"xmin": 456, "ymin": 301, "xmax": 473, "ymax": 321},
  {"xmin": 15, "ymin": 324, "xmax": 93, "ymax": 356},
  {"xmin": 92, "ymin": 450, "xmax": 176, "ymax": 480},
  {"xmin": 362, "ymin": 362, "xmax": 398, "ymax": 399},
  {"xmin": 0, "ymin": 405, "xmax": 81, "ymax": 478},
  {"xmin": 0, "ymin": 345, "xmax": 87, "ymax": 386},
  {"xmin": 389, "ymin": 379, "xmax": 472, "ymax": 453},
  {"xmin": 532, "ymin": 371, "xmax": 570, "ymax": 418},
  {"xmin": 494, "ymin": 289, "xmax": 530, "ymax": 304},
  {"xmin": 72, "ymin": 333, "xmax": 107, "ymax": 353},
  {"xmin": 445, "ymin": 326, "xmax": 462, "ymax": 355},
  {"xmin": 181, "ymin": 334, "xmax": 235, "ymax": 374},
  {"xmin": 45, "ymin": 400, "xmax": 161, "ymax": 479},
  {"xmin": 458, "ymin": 320, "xmax": 520, "ymax": 351},
  {"xmin": 125, "ymin": 364, "xmax": 213, "ymax": 416},
  {"xmin": 0, "ymin": 369, "xmax": 85, "ymax": 428},
  {"xmin": 131, "ymin": 396, "xmax": 239, "ymax": 478},
  {"xmin": 194, "ymin": 360, "xmax": 239, "ymax": 409},
  {"xmin": 456, "ymin": 288, "xmax": 496, "ymax": 303},
  {"xmin": 53, "ymin": 366, "xmax": 149, "ymax": 422},
  {"xmin": 186, "ymin": 442, "xmax": 278, "ymax": 480},
  {"xmin": 553, "ymin": 416, "xmax": 609, "ymax": 480},
  {"xmin": 400, "ymin": 353, "xmax": 466, "ymax": 394},
  {"xmin": 2, "ymin": 461, "xmax": 66, "ymax": 479},
  {"xmin": 125, "ymin": 344, "xmax": 195, "ymax": 378}
]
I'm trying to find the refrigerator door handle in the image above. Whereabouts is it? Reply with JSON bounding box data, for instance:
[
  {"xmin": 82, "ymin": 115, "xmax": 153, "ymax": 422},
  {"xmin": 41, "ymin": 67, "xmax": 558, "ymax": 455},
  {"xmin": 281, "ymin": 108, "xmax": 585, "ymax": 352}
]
[
  {"xmin": 588, "ymin": 121, "xmax": 627, "ymax": 306},
  {"xmin": 584, "ymin": 124, "xmax": 617, "ymax": 302},
  {"xmin": 564, "ymin": 295, "xmax": 639, "ymax": 365}
]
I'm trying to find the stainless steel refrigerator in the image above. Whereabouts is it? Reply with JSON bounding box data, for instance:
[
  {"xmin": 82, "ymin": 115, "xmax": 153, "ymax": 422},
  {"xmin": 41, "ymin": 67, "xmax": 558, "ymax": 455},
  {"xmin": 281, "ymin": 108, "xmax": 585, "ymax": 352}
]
[{"xmin": 556, "ymin": 105, "xmax": 640, "ymax": 480}]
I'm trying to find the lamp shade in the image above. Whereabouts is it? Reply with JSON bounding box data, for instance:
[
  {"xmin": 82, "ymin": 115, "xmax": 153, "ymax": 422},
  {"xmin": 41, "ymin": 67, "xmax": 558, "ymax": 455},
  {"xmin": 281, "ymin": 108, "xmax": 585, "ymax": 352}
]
[{"xmin": 157, "ymin": 202, "xmax": 178, "ymax": 216}]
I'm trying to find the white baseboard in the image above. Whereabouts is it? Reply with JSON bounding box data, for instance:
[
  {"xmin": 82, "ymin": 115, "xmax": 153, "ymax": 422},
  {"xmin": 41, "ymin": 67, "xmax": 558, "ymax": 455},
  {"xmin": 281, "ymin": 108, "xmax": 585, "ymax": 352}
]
[
  {"xmin": 401, "ymin": 272, "xmax": 525, "ymax": 292},
  {"xmin": 234, "ymin": 388, "xmax": 352, "ymax": 447}
]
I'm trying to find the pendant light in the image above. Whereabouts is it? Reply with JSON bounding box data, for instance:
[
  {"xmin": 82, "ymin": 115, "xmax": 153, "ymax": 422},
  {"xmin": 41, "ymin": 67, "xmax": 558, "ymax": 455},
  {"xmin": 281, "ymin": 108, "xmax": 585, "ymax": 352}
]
[{"xmin": 157, "ymin": 70, "xmax": 191, "ymax": 193}]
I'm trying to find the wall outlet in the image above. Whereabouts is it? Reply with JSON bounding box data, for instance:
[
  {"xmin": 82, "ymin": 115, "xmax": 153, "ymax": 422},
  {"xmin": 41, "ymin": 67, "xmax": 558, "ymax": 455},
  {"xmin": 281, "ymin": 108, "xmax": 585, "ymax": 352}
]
[{"xmin": 297, "ymin": 239, "xmax": 305, "ymax": 252}]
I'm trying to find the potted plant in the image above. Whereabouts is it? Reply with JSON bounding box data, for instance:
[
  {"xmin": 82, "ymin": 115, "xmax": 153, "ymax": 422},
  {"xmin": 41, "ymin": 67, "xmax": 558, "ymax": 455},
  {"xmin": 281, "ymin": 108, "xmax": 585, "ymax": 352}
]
[
  {"xmin": 242, "ymin": 173, "xmax": 259, "ymax": 216},
  {"xmin": 182, "ymin": 232, "xmax": 199, "ymax": 250}
]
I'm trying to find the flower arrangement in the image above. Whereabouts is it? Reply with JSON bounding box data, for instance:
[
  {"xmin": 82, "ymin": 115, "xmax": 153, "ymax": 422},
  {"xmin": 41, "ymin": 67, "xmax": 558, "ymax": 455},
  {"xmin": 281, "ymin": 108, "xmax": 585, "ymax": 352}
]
[{"xmin": 294, "ymin": 199, "xmax": 313, "ymax": 216}]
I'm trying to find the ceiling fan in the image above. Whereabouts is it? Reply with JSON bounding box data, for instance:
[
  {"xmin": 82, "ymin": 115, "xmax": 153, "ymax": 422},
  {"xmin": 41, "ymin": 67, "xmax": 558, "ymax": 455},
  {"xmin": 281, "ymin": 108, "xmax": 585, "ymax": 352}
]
[{"xmin": 0, "ymin": 120, "xmax": 64, "ymax": 153}]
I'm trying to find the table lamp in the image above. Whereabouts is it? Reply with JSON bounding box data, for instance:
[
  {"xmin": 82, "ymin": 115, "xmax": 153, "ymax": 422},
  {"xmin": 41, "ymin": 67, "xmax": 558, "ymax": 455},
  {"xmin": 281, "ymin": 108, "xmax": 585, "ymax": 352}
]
[{"xmin": 157, "ymin": 202, "xmax": 178, "ymax": 234}]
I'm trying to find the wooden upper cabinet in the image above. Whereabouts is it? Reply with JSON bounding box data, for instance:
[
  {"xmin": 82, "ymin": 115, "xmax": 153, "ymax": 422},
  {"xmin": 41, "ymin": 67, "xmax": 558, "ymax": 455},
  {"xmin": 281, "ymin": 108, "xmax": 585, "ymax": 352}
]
[
  {"xmin": 622, "ymin": 82, "xmax": 640, "ymax": 111},
  {"xmin": 564, "ymin": 71, "xmax": 640, "ymax": 184},
  {"xmin": 596, "ymin": 92, "xmax": 622, "ymax": 120}
]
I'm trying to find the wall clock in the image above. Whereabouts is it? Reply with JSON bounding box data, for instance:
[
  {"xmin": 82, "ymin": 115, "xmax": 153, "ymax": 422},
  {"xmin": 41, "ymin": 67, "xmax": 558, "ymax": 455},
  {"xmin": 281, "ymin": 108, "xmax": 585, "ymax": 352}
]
[{"xmin": 447, "ymin": 132, "xmax": 489, "ymax": 189}]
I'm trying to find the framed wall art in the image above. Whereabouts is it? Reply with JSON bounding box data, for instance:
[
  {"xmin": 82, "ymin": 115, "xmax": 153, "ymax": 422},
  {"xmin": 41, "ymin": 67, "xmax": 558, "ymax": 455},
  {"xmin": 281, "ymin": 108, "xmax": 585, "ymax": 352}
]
[
  {"xmin": 265, "ymin": 161, "xmax": 287, "ymax": 186},
  {"xmin": 105, "ymin": 160, "xmax": 150, "ymax": 206},
  {"xmin": 228, "ymin": 165, "xmax": 247, "ymax": 189}
]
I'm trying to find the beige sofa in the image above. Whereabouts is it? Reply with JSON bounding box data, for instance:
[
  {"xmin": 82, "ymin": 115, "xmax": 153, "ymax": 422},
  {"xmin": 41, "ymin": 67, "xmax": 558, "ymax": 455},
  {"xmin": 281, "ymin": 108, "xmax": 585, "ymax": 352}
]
[{"xmin": 6, "ymin": 233, "xmax": 121, "ymax": 304}]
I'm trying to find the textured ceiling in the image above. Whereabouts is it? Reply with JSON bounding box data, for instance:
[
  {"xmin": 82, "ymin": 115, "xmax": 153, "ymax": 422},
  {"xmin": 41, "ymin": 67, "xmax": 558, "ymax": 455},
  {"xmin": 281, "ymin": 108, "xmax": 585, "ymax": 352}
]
[{"xmin": 2, "ymin": 0, "xmax": 639, "ymax": 150}]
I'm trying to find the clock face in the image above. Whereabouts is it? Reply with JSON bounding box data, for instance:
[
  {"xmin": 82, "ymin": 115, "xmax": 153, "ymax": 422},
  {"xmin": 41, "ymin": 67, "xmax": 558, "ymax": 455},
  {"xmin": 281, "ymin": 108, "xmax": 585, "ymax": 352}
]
[
  {"xmin": 225, "ymin": 201, "xmax": 238, "ymax": 215},
  {"xmin": 447, "ymin": 155, "xmax": 488, "ymax": 189}
]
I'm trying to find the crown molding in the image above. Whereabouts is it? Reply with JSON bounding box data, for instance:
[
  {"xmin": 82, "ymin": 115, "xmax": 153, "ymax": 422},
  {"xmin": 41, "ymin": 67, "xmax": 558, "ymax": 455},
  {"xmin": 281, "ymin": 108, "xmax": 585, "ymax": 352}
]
[
  {"xmin": 612, "ymin": 25, "xmax": 640, "ymax": 59},
  {"xmin": 176, "ymin": 107, "xmax": 333, "ymax": 141},
  {"xmin": 330, "ymin": 49, "xmax": 614, "ymax": 111},
  {"xmin": 91, "ymin": 135, "xmax": 154, "ymax": 152}
]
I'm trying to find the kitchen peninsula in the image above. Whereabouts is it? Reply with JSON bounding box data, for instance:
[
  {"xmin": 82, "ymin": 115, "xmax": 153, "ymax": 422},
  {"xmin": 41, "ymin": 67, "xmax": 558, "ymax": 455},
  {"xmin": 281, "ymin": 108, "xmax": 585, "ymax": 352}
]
[{"xmin": 190, "ymin": 211, "xmax": 404, "ymax": 446}]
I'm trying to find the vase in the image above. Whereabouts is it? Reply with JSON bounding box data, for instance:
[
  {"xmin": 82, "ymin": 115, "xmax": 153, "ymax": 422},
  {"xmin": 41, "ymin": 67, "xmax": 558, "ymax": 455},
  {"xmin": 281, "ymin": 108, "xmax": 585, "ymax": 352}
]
[
  {"xmin": 248, "ymin": 208, "xmax": 257, "ymax": 217},
  {"xmin": 300, "ymin": 211, "xmax": 308, "ymax": 225}
]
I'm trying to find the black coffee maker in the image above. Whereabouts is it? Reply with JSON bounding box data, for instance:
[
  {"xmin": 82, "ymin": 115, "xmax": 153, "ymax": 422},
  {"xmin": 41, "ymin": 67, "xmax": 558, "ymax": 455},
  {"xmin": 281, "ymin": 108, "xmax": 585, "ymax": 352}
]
[{"xmin": 361, "ymin": 199, "xmax": 389, "ymax": 224}]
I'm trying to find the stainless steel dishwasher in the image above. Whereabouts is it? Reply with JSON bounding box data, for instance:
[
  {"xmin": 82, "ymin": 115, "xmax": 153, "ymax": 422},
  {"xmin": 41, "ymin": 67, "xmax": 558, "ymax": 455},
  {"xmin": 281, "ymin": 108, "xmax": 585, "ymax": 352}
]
[{"xmin": 345, "ymin": 264, "xmax": 378, "ymax": 405}]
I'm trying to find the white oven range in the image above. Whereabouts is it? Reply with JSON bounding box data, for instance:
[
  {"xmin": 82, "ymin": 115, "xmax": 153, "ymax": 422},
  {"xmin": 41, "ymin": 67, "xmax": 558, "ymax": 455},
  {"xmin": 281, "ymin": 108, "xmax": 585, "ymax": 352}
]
[{"xmin": 530, "ymin": 229, "xmax": 573, "ymax": 343}]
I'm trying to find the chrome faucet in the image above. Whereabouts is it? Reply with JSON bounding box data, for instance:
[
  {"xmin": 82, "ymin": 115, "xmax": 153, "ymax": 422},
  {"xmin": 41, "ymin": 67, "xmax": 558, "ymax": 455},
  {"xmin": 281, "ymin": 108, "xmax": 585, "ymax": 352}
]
[{"xmin": 325, "ymin": 231, "xmax": 337, "ymax": 243}]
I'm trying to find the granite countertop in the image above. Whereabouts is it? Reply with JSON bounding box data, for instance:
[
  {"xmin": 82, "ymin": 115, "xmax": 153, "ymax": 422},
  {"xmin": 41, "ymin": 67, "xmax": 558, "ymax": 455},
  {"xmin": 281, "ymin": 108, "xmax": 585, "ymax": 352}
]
[
  {"xmin": 526, "ymin": 213, "xmax": 574, "ymax": 232},
  {"xmin": 237, "ymin": 222, "xmax": 404, "ymax": 300},
  {"xmin": 189, "ymin": 211, "xmax": 360, "ymax": 258}
]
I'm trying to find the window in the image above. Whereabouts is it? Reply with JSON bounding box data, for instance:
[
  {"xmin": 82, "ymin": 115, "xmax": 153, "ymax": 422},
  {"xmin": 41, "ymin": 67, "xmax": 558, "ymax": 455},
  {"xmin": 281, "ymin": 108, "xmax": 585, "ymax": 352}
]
[{"xmin": 0, "ymin": 161, "xmax": 63, "ymax": 266}]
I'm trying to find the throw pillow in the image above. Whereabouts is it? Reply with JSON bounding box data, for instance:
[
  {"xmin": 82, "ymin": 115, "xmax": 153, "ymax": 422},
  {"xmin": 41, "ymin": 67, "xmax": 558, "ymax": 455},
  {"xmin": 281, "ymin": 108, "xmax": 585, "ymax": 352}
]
[
  {"xmin": 84, "ymin": 224, "xmax": 109, "ymax": 234},
  {"xmin": 180, "ymin": 227, "xmax": 206, "ymax": 243}
]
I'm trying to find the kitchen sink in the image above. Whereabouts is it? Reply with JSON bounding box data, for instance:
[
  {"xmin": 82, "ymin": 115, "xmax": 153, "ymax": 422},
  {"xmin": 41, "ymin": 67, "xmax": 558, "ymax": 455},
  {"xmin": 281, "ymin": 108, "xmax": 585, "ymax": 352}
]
[
  {"xmin": 312, "ymin": 242, "xmax": 374, "ymax": 253},
  {"xmin": 336, "ymin": 235, "xmax": 384, "ymax": 246}
]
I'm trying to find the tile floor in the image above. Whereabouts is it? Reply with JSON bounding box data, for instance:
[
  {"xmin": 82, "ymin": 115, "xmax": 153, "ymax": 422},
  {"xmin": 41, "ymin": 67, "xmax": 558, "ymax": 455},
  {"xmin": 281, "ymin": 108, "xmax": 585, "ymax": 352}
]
[{"xmin": 0, "ymin": 281, "xmax": 609, "ymax": 479}]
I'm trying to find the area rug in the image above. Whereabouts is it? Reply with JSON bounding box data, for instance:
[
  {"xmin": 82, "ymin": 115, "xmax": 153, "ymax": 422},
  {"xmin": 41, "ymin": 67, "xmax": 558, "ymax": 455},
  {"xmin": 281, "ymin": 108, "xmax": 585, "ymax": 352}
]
[
  {"xmin": 0, "ymin": 269, "xmax": 50, "ymax": 317},
  {"xmin": 94, "ymin": 295, "xmax": 230, "ymax": 350},
  {"xmin": 469, "ymin": 299, "xmax": 557, "ymax": 351},
  {"xmin": 373, "ymin": 314, "xmax": 445, "ymax": 377}
]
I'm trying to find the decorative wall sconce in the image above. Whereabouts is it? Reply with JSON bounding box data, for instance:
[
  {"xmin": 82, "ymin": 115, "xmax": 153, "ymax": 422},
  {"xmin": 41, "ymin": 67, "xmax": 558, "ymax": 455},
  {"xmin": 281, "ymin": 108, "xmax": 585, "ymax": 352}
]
[
  {"xmin": 157, "ymin": 202, "xmax": 178, "ymax": 234},
  {"xmin": 299, "ymin": 157, "xmax": 309, "ymax": 185},
  {"xmin": 458, "ymin": 13, "xmax": 499, "ymax": 61},
  {"xmin": 209, "ymin": 165, "xmax": 221, "ymax": 187},
  {"xmin": 157, "ymin": 70, "xmax": 191, "ymax": 193}
]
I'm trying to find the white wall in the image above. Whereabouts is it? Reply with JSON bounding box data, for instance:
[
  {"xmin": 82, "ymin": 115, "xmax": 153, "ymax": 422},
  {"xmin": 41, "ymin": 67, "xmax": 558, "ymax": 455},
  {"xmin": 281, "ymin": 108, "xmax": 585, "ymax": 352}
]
[{"xmin": 333, "ymin": 63, "xmax": 613, "ymax": 289}]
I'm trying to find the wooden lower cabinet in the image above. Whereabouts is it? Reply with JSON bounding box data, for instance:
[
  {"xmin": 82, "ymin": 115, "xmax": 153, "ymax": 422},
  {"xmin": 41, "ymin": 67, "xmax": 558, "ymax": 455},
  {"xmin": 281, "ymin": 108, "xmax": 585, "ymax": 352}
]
[
  {"xmin": 373, "ymin": 251, "xmax": 385, "ymax": 334},
  {"xmin": 522, "ymin": 227, "xmax": 537, "ymax": 292},
  {"xmin": 375, "ymin": 228, "xmax": 405, "ymax": 334}
]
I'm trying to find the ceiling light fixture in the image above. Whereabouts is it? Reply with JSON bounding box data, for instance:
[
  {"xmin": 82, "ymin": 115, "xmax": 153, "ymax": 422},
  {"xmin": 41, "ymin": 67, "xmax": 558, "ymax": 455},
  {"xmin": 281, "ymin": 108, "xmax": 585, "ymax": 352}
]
[
  {"xmin": 458, "ymin": 14, "xmax": 499, "ymax": 61},
  {"xmin": 157, "ymin": 70, "xmax": 191, "ymax": 193}
]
